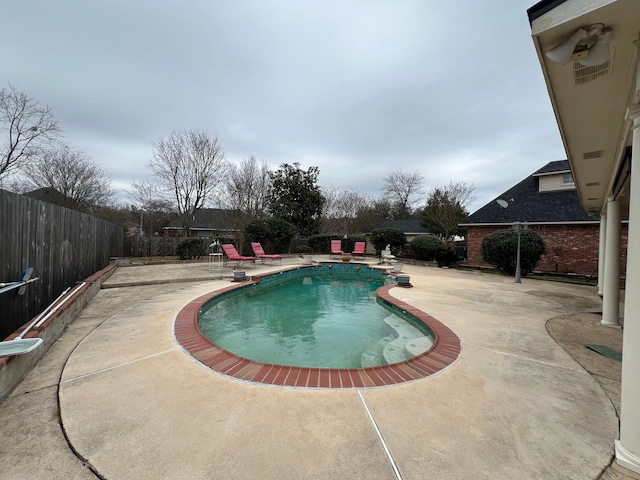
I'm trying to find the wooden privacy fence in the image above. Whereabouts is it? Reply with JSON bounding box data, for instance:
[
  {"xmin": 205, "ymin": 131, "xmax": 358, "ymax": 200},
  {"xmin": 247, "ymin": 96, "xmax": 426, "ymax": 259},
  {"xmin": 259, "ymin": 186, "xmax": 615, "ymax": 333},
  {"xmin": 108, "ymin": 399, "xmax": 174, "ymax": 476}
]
[
  {"xmin": 123, "ymin": 236, "xmax": 183, "ymax": 257},
  {"xmin": 123, "ymin": 235, "xmax": 313, "ymax": 258},
  {"xmin": 0, "ymin": 189, "xmax": 123, "ymax": 339}
]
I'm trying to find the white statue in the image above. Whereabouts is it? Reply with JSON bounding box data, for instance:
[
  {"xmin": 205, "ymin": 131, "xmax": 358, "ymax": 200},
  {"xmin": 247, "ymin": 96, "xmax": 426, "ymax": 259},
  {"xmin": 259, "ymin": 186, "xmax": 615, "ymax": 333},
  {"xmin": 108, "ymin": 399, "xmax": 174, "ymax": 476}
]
[{"xmin": 381, "ymin": 244, "xmax": 396, "ymax": 264}]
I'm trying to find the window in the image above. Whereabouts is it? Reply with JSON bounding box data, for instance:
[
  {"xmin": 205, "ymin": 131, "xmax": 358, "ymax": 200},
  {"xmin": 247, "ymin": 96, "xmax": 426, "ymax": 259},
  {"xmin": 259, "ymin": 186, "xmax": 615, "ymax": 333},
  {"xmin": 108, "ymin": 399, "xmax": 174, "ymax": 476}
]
[{"xmin": 562, "ymin": 173, "xmax": 574, "ymax": 184}]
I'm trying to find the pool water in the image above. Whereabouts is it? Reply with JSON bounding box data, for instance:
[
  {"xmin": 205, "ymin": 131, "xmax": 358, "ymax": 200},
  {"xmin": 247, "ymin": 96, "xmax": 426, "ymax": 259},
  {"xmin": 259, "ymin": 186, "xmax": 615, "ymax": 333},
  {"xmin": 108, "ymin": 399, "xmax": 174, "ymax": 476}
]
[{"xmin": 198, "ymin": 274, "xmax": 432, "ymax": 368}]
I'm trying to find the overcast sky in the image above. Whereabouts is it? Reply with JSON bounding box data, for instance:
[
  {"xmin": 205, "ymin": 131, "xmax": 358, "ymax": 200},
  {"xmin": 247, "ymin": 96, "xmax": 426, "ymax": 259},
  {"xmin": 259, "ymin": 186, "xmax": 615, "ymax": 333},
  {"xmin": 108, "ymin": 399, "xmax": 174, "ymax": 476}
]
[{"xmin": 1, "ymin": 0, "xmax": 563, "ymax": 213}]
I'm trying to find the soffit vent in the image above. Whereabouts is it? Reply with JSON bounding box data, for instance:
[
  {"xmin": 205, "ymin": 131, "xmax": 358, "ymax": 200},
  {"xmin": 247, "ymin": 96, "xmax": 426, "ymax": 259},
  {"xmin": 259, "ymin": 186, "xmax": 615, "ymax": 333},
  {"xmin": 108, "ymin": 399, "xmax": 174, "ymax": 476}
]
[
  {"xmin": 583, "ymin": 150, "xmax": 604, "ymax": 160},
  {"xmin": 585, "ymin": 182, "xmax": 601, "ymax": 186},
  {"xmin": 572, "ymin": 48, "xmax": 614, "ymax": 86}
]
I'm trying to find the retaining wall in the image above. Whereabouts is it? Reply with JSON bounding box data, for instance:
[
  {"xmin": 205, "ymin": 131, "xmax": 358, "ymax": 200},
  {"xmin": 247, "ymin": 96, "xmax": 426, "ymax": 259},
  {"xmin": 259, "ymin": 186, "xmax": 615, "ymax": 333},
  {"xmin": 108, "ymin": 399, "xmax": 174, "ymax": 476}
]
[{"xmin": 0, "ymin": 263, "xmax": 117, "ymax": 402}]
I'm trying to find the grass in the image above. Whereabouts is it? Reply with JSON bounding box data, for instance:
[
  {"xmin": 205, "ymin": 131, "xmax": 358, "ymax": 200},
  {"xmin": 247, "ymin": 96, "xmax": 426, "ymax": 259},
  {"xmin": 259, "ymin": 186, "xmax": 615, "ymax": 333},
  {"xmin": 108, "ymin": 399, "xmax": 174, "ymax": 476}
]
[
  {"xmin": 531, "ymin": 272, "xmax": 598, "ymax": 286},
  {"xmin": 531, "ymin": 272, "xmax": 625, "ymax": 289},
  {"xmin": 457, "ymin": 264, "xmax": 624, "ymax": 288}
]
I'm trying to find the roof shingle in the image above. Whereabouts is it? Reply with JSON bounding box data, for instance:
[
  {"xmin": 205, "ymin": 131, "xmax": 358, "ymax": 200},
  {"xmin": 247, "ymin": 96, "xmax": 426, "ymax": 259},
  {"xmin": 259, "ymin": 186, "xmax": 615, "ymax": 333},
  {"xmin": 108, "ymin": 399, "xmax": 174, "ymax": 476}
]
[{"xmin": 460, "ymin": 161, "xmax": 598, "ymax": 225}]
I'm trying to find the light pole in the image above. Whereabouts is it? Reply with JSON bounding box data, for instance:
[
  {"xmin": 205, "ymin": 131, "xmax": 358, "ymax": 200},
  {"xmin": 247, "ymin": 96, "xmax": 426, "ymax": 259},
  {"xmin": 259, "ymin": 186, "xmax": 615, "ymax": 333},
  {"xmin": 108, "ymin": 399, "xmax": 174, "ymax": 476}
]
[{"xmin": 513, "ymin": 221, "xmax": 528, "ymax": 283}]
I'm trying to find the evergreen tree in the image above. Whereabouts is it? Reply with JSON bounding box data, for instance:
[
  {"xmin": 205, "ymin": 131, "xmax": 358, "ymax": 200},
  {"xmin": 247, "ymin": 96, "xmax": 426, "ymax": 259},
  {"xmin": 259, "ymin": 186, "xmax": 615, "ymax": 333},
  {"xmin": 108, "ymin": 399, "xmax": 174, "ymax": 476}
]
[{"xmin": 268, "ymin": 163, "xmax": 325, "ymax": 235}]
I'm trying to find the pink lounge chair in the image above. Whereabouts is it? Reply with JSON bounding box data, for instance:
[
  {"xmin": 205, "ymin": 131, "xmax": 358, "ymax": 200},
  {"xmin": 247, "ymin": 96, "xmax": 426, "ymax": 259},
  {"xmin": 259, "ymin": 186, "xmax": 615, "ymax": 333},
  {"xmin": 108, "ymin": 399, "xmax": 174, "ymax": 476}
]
[
  {"xmin": 251, "ymin": 242, "xmax": 282, "ymax": 265},
  {"xmin": 330, "ymin": 239, "xmax": 343, "ymax": 258},
  {"xmin": 351, "ymin": 241, "xmax": 366, "ymax": 259},
  {"xmin": 221, "ymin": 243, "xmax": 255, "ymax": 269}
]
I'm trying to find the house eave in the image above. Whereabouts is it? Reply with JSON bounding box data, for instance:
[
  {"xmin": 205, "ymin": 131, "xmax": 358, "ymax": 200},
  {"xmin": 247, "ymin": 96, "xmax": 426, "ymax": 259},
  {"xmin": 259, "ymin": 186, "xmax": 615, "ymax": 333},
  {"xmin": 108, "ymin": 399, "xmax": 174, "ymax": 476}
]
[
  {"xmin": 527, "ymin": 0, "xmax": 570, "ymax": 24},
  {"xmin": 529, "ymin": 0, "xmax": 640, "ymax": 216},
  {"xmin": 459, "ymin": 220, "xmax": 601, "ymax": 227}
]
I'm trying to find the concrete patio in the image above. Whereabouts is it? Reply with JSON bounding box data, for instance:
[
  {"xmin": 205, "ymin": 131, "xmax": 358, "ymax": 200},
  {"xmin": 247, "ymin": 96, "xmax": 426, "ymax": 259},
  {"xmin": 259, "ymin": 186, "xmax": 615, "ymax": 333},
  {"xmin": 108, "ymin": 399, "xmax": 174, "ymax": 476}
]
[{"xmin": 0, "ymin": 258, "xmax": 635, "ymax": 479}]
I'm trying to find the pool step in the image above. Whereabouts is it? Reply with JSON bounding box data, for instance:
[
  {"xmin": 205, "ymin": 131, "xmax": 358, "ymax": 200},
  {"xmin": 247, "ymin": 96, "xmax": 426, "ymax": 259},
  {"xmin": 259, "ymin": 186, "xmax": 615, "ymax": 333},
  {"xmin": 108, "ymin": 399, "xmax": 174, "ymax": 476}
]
[
  {"xmin": 382, "ymin": 315, "xmax": 433, "ymax": 365},
  {"xmin": 360, "ymin": 336, "xmax": 393, "ymax": 368},
  {"xmin": 360, "ymin": 315, "xmax": 434, "ymax": 367},
  {"xmin": 405, "ymin": 336, "xmax": 434, "ymax": 357},
  {"xmin": 383, "ymin": 315, "xmax": 424, "ymax": 338}
]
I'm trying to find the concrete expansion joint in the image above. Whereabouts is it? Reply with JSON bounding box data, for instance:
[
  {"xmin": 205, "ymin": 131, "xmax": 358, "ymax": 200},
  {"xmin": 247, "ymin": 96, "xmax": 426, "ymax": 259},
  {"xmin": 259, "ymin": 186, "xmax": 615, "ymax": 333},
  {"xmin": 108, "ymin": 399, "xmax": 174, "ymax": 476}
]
[
  {"xmin": 357, "ymin": 390, "xmax": 403, "ymax": 480},
  {"xmin": 472, "ymin": 344, "xmax": 591, "ymax": 373},
  {"xmin": 60, "ymin": 348, "xmax": 177, "ymax": 384},
  {"xmin": 593, "ymin": 370, "xmax": 625, "ymax": 384},
  {"xmin": 11, "ymin": 384, "xmax": 59, "ymax": 396},
  {"xmin": 57, "ymin": 388, "xmax": 105, "ymax": 480}
]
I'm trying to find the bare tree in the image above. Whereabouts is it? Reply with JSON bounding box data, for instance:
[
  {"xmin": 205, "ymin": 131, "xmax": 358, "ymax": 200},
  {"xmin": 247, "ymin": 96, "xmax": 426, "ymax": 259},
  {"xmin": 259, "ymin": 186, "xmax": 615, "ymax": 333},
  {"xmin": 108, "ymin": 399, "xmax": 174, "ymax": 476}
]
[
  {"xmin": 130, "ymin": 179, "xmax": 168, "ymax": 209},
  {"xmin": 221, "ymin": 156, "xmax": 272, "ymax": 246},
  {"xmin": 129, "ymin": 179, "xmax": 176, "ymax": 235},
  {"xmin": 1, "ymin": 176, "xmax": 32, "ymax": 194},
  {"xmin": 322, "ymin": 187, "xmax": 374, "ymax": 235},
  {"xmin": 223, "ymin": 156, "xmax": 271, "ymax": 218},
  {"xmin": 23, "ymin": 146, "xmax": 115, "ymax": 212},
  {"xmin": 149, "ymin": 130, "xmax": 228, "ymax": 234},
  {"xmin": 420, "ymin": 180, "xmax": 476, "ymax": 241},
  {"xmin": 382, "ymin": 169, "xmax": 425, "ymax": 218},
  {"xmin": 0, "ymin": 85, "xmax": 62, "ymax": 180},
  {"xmin": 367, "ymin": 198, "xmax": 393, "ymax": 221}
]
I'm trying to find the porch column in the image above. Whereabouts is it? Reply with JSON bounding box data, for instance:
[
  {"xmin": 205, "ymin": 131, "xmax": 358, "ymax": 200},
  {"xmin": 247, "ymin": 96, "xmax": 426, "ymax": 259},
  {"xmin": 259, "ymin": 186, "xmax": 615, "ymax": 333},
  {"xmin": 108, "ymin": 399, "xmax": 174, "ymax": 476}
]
[
  {"xmin": 597, "ymin": 212, "xmax": 606, "ymax": 296},
  {"xmin": 616, "ymin": 105, "xmax": 640, "ymax": 473},
  {"xmin": 601, "ymin": 197, "xmax": 621, "ymax": 328}
]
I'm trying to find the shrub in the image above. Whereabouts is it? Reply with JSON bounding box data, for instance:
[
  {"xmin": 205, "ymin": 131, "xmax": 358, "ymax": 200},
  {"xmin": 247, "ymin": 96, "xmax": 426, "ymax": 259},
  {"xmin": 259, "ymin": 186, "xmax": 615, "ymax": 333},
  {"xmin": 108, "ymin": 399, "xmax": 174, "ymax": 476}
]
[
  {"xmin": 409, "ymin": 235, "xmax": 458, "ymax": 266},
  {"xmin": 245, "ymin": 218, "xmax": 296, "ymax": 253},
  {"xmin": 437, "ymin": 247, "xmax": 459, "ymax": 266},
  {"xmin": 295, "ymin": 245, "xmax": 312, "ymax": 254},
  {"xmin": 370, "ymin": 228, "xmax": 406, "ymax": 256},
  {"xmin": 481, "ymin": 228, "xmax": 546, "ymax": 275},
  {"xmin": 306, "ymin": 234, "xmax": 366, "ymax": 253},
  {"xmin": 175, "ymin": 237, "xmax": 205, "ymax": 260},
  {"xmin": 410, "ymin": 235, "xmax": 447, "ymax": 261},
  {"xmin": 307, "ymin": 234, "xmax": 333, "ymax": 253}
]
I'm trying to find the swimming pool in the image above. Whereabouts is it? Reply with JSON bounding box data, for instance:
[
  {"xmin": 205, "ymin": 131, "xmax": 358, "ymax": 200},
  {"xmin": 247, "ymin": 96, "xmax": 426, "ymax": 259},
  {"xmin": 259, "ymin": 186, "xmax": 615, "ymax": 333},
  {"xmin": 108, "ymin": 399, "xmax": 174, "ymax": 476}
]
[
  {"xmin": 174, "ymin": 263, "xmax": 461, "ymax": 388},
  {"xmin": 197, "ymin": 269, "xmax": 433, "ymax": 369}
]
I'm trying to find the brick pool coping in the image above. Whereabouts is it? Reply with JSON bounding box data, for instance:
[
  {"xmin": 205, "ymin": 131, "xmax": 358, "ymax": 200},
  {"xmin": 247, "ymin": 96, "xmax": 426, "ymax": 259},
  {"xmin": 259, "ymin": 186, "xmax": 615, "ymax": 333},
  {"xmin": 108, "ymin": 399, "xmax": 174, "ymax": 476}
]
[{"xmin": 174, "ymin": 275, "xmax": 461, "ymax": 388}]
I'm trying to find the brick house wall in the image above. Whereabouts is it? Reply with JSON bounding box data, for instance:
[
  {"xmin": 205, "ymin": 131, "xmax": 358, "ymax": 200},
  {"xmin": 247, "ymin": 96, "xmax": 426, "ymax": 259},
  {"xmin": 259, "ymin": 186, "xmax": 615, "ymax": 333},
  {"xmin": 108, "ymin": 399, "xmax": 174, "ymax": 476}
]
[{"xmin": 466, "ymin": 223, "xmax": 628, "ymax": 276}]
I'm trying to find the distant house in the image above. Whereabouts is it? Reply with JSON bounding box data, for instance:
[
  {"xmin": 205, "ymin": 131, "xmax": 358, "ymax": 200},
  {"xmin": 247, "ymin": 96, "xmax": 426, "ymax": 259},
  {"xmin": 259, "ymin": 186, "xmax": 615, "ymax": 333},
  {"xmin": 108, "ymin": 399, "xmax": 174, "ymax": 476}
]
[
  {"xmin": 368, "ymin": 219, "xmax": 430, "ymax": 238},
  {"xmin": 163, "ymin": 208, "xmax": 242, "ymax": 238},
  {"xmin": 24, "ymin": 187, "xmax": 72, "ymax": 209},
  {"xmin": 459, "ymin": 160, "xmax": 627, "ymax": 275},
  {"xmin": 365, "ymin": 219, "xmax": 431, "ymax": 254}
]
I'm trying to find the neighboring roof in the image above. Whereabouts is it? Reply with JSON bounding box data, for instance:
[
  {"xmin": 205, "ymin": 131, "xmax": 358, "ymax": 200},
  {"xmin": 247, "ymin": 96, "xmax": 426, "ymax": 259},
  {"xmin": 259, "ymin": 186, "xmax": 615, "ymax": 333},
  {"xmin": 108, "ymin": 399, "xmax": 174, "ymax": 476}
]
[
  {"xmin": 164, "ymin": 208, "xmax": 241, "ymax": 230},
  {"xmin": 532, "ymin": 160, "xmax": 570, "ymax": 176},
  {"xmin": 367, "ymin": 219, "xmax": 430, "ymax": 234},
  {"xmin": 24, "ymin": 187, "xmax": 69, "ymax": 206},
  {"xmin": 460, "ymin": 161, "xmax": 599, "ymax": 225}
]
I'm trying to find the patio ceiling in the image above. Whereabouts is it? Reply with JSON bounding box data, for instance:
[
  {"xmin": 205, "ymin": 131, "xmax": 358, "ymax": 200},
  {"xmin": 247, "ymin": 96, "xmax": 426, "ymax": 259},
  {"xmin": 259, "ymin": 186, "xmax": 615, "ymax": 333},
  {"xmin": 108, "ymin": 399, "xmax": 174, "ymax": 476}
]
[{"xmin": 529, "ymin": 0, "xmax": 640, "ymax": 217}]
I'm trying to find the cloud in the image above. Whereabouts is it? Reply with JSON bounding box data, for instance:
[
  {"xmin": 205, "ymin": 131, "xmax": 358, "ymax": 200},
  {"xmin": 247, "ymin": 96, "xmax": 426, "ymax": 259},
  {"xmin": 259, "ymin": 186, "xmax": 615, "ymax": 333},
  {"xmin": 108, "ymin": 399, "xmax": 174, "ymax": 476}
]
[{"xmin": 1, "ymin": 0, "xmax": 565, "ymax": 213}]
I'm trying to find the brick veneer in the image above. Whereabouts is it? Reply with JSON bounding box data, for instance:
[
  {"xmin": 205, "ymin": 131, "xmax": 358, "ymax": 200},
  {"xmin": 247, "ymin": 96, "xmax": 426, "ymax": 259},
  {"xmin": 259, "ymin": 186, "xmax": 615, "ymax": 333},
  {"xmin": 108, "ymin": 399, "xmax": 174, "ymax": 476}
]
[{"xmin": 466, "ymin": 224, "xmax": 628, "ymax": 276}]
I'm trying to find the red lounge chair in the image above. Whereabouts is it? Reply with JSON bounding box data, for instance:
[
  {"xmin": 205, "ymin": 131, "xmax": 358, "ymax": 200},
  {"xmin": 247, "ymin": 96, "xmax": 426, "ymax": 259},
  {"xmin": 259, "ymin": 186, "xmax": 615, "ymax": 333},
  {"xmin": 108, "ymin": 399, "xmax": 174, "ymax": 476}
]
[
  {"xmin": 221, "ymin": 244, "xmax": 255, "ymax": 269},
  {"xmin": 251, "ymin": 242, "xmax": 282, "ymax": 265},
  {"xmin": 330, "ymin": 240, "xmax": 343, "ymax": 258},
  {"xmin": 351, "ymin": 241, "xmax": 366, "ymax": 259}
]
